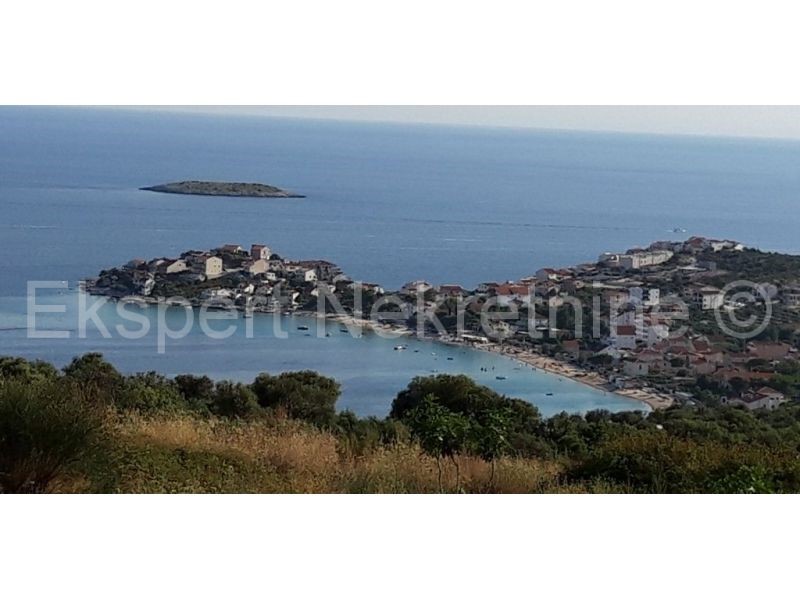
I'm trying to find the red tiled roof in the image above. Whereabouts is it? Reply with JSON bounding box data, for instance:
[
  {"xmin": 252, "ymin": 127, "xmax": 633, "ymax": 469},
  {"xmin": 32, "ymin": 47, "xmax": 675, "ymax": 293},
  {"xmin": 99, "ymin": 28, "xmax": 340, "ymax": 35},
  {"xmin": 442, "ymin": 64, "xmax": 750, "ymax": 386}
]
[{"xmin": 495, "ymin": 284, "xmax": 531, "ymax": 296}]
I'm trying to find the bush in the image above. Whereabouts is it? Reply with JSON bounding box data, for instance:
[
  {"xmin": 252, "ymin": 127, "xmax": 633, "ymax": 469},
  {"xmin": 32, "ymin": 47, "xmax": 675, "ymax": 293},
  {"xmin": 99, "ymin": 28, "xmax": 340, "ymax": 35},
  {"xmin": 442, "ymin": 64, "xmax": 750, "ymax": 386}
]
[
  {"xmin": 175, "ymin": 374, "xmax": 215, "ymax": 409},
  {"xmin": 211, "ymin": 381, "xmax": 261, "ymax": 419},
  {"xmin": 0, "ymin": 356, "xmax": 59, "ymax": 384},
  {"xmin": 0, "ymin": 380, "xmax": 104, "ymax": 493},
  {"xmin": 115, "ymin": 372, "xmax": 187, "ymax": 414},
  {"xmin": 251, "ymin": 371, "xmax": 340, "ymax": 426},
  {"xmin": 335, "ymin": 411, "xmax": 409, "ymax": 455},
  {"xmin": 391, "ymin": 375, "xmax": 542, "ymax": 455},
  {"xmin": 566, "ymin": 429, "xmax": 800, "ymax": 493},
  {"xmin": 62, "ymin": 353, "xmax": 124, "ymax": 403}
]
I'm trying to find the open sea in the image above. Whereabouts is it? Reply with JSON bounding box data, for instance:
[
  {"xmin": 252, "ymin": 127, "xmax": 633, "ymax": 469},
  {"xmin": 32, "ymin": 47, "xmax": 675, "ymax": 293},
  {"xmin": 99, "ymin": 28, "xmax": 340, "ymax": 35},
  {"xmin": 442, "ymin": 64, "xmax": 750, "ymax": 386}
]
[{"xmin": 2, "ymin": 107, "xmax": 800, "ymax": 415}]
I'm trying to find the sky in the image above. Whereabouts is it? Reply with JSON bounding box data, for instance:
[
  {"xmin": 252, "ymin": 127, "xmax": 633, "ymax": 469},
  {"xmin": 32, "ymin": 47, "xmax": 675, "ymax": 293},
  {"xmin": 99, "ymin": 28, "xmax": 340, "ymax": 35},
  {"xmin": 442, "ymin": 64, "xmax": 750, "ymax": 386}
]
[{"xmin": 147, "ymin": 106, "xmax": 800, "ymax": 140}]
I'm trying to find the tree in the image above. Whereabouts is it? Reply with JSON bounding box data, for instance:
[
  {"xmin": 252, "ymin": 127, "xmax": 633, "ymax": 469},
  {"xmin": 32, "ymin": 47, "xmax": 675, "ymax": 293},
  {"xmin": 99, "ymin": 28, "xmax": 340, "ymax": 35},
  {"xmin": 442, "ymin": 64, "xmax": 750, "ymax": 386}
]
[
  {"xmin": 0, "ymin": 380, "xmax": 104, "ymax": 493},
  {"xmin": 391, "ymin": 375, "xmax": 541, "ymax": 455},
  {"xmin": 406, "ymin": 395, "xmax": 471, "ymax": 492},
  {"xmin": 251, "ymin": 371, "xmax": 340, "ymax": 426},
  {"xmin": 472, "ymin": 407, "xmax": 513, "ymax": 488},
  {"xmin": 211, "ymin": 381, "xmax": 261, "ymax": 419},
  {"xmin": 175, "ymin": 374, "xmax": 215, "ymax": 410},
  {"xmin": 0, "ymin": 356, "xmax": 59, "ymax": 384},
  {"xmin": 116, "ymin": 372, "xmax": 186, "ymax": 413},
  {"xmin": 62, "ymin": 353, "xmax": 123, "ymax": 403}
]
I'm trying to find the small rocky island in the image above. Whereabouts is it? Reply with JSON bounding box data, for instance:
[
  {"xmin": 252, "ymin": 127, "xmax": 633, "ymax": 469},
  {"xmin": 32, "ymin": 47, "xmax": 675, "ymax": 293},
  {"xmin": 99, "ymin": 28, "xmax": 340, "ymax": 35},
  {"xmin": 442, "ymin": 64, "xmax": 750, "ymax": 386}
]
[{"xmin": 140, "ymin": 180, "xmax": 305, "ymax": 198}]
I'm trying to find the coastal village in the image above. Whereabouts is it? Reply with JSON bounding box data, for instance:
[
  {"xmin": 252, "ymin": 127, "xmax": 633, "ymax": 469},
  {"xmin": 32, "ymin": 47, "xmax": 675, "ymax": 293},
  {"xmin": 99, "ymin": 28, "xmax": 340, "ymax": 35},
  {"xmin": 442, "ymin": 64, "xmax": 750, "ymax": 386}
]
[{"xmin": 89, "ymin": 236, "xmax": 800, "ymax": 413}]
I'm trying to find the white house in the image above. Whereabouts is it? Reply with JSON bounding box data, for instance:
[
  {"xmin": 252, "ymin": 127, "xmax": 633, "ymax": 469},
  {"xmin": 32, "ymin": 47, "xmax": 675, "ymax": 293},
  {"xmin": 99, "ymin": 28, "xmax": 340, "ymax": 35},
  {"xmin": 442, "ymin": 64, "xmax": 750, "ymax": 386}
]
[
  {"xmin": 599, "ymin": 250, "xmax": 673, "ymax": 270},
  {"xmin": 623, "ymin": 360, "xmax": 649, "ymax": 377},
  {"xmin": 157, "ymin": 259, "xmax": 189, "ymax": 275},
  {"xmin": 402, "ymin": 280, "xmax": 433, "ymax": 295},
  {"xmin": 244, "ymin": 259, "xmax": 268, "ymax": 275},
  {"xmin": 692, "ymin": 286, "xmax": 724, "ymax": 310},
  {"xmin": 284, "ymin": 265, "xmax": 317, "ymax": 282},
  {"xmin": 250, "ymin": 244, "xmax": 271, "ymax": 261},
  {"xmin": 611, "ymin": 324, "xmax": 638, "ymax": 349},
  {"xmin": 780, "ymin": 286, "xmax": 800, "ymax": 309},
  {"xmin": 203, "ymin": 256, "xmax": 223, "ymax": 279},
  {"xmin": 629, "ymin": 287, "xmax": 660, "ymax": 307},
  {"xmin": 722, "ymin": 387, "xmax": 788, "ymax": 411}
]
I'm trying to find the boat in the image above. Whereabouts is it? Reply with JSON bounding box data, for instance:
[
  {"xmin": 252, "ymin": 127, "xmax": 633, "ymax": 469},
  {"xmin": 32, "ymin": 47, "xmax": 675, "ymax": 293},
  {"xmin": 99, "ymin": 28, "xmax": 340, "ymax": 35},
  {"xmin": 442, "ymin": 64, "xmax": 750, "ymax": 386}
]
[
  {"xmin": 394, "ymin": 345, "xmax": 407, "ymax": 351},
  {"xmin": 446, "ymin": 357, "xmax": 454, "ymax": 361},
  {"xmin": 495, "ymin": 375, "xmax": 507, "ymax": 380},
  {"xmin": 339, "ymin": 328, "xmax": 349, "ymax": 333},
  {"xmin": 297, "ymin": 325, "xmax": 310, "ymax": 331},
  {"xmin": 545, "ymin": 392, "xmax": 554, "ymax": 396}
]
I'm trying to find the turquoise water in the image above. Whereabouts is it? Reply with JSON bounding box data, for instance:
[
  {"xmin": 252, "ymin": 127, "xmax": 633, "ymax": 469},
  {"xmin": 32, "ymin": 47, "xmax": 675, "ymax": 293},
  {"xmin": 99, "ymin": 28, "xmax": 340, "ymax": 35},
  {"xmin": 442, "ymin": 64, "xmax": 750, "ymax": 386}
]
[
  {"xmin": 3, "ymin": 107, "xmax": 800, "ymax": 414},
  {"xmin": 2, "ymin": 291, "xmax": 641, "ymax": 416}
]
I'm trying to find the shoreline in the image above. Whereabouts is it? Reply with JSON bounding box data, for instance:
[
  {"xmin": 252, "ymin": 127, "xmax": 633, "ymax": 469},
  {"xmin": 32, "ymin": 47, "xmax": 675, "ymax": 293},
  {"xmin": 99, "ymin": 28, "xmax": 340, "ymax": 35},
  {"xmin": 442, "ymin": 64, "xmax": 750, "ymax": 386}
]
[
  {"xmin": 478, "ymin": 344, "xmax": 672, "ymax": 411},
  {"xmin": 87, "ymin": 291, "xmax": 671, "ymax": 412},
  {"xmin": 298, "ymin": 310, "xmax": 667, "ymax": 411}
]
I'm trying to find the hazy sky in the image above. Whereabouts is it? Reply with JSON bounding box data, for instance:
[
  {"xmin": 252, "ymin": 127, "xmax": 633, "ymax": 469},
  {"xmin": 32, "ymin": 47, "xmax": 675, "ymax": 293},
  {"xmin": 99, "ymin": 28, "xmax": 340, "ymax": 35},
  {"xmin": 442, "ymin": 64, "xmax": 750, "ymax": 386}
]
[{"xmin": 151, "ymin": 106, "xmax": 800, "ymax": 140}]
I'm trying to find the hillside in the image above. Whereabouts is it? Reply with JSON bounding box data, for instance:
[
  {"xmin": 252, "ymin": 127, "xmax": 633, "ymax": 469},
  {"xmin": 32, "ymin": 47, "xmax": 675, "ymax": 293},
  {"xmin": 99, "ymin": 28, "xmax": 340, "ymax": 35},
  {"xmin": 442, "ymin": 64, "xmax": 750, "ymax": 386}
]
[{"xmin": 4, "ymin": 354, "xmax": 800, "ymax": 493}]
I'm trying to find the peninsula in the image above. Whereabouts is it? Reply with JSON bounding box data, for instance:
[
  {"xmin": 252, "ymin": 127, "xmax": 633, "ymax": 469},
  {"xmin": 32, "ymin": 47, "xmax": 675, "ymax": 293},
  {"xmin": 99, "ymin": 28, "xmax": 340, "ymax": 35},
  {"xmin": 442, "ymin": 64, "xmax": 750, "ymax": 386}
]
[
  {"xmin": 87, "ymin": 235, "xmax": 800, "ymax": 413},
  {"xmin": 140, "ymin": 180, "xmax": 305, "ymax": 198}
]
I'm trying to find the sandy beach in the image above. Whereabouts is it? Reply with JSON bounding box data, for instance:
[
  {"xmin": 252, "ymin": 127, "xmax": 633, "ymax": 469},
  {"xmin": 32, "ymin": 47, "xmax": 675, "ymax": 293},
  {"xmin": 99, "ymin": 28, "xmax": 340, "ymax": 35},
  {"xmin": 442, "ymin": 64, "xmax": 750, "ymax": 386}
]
[
  {"xmin": 321, "ymin": 312, "xmax": 674, "ymax": 411},
  {"xmin": 479, "ymin": 343, "xmax": 673, "ymax": 411}
]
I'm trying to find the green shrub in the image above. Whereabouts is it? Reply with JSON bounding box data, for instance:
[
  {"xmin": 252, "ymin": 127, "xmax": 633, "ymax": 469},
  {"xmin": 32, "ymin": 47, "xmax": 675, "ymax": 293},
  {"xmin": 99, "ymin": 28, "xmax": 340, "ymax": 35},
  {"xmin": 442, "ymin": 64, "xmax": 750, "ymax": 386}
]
[
  {"xmin": 174, "ymin": 374, "xmax": 215, "ymax": 410},
  {"xmin": 0, "ymin": 356, "xmax": 59, "ymax": 384},
  {"xmin": 335, "ymin": 411, "xmax": 409, "ymax": 455},
  {"xmin": 62, "ymin": 352, "xmax": 124, "ymax": 404},
  {"xmin": 391, "ymin": 375, "xmax": 542, "ymax": 456},
  {"xmin": 0, "ymin": 380, "xmax": 104, "ymax": 493},
  {"xmin": 251, "ymin": 371, "xmax": 340, "ymax": 426},
  {"xmin": 211, "ymin": 381, "xmax": 261, "ymax": 418},
  {"xmin": 567, "ymin": 429, "xmax": 800, "ymax": 493},
  {"xmin": 115, "ymin": 372, "xmax": 187, "ymax": 414}
]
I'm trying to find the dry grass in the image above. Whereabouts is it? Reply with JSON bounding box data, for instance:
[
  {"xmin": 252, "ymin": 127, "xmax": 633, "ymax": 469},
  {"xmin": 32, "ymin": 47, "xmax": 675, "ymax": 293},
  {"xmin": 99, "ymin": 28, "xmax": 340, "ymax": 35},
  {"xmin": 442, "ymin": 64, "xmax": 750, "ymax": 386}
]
[{"xmin": 79, "ymin": 412, "xmax": 589, "ymax": 493}]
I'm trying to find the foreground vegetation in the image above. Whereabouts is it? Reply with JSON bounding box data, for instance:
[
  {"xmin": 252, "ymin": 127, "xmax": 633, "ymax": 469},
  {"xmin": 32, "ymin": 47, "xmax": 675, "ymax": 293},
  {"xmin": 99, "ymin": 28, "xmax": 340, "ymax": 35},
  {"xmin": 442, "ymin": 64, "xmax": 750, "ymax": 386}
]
[{"xmin": 2, "ymin": 354, "xmax": 800, "ymax": 493}]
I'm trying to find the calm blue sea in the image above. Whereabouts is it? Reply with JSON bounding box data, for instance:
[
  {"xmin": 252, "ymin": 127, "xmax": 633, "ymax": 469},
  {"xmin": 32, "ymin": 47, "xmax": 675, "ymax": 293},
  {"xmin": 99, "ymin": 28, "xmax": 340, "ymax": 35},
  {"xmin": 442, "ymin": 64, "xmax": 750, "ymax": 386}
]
[{"xmin": 2, "ymin": 107, "xmax": 800, "ymax": 415}]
